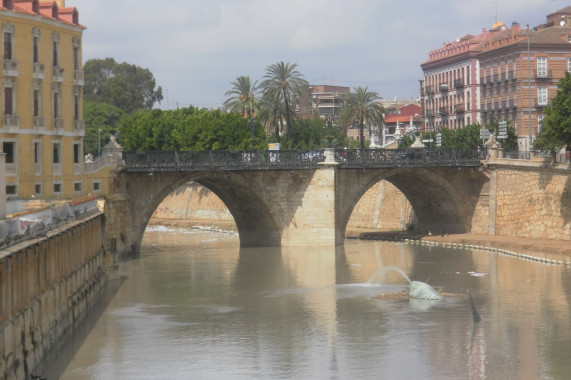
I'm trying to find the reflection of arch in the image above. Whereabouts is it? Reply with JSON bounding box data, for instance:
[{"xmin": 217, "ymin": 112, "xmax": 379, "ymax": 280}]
[{"xmin": 337, "ymin": 167, "xmax": 487, "ymax": 236}]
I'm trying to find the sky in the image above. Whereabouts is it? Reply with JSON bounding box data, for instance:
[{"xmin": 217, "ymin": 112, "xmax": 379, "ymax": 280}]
[{"xmin": 72, "ymin": 0, "xmax": 563, "ymax": 110}]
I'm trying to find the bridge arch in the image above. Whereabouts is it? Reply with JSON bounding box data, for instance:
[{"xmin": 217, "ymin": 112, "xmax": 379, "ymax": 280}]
[{"xmin": 337, "ymin": 167, "xmax": 489, "ymax": 236}]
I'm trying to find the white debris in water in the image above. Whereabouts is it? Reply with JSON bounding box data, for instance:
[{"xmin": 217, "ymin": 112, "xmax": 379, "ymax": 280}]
[{"xmin": 468, "ymin": 271, "xmax": 488, "ymax": 277}]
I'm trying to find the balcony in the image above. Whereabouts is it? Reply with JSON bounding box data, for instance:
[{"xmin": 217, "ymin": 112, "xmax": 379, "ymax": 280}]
[
  {"xmin": 3, "ymin": 115, "xmax": 20, "ymax": 131},
  {"xmin": 454, "ymin": 78, "xmax": 464, "ymax": 88},
  {"xmin": 33, "ymin": 116, "xmax": 45, "ymax": 130},
  {"xmin": 535, "ymin": 69, "xmax": 552, "ymax": 79},
  {"xmin": 74, "ymin": 70, "xmax": 84, "ymax": 86},
  {"xmin": 425, "ymin": 86, "xmax": 434, "ymax": 95},
  {"xmin": 506, "ymin": 71, "xmax": 515, "ymax": 80},
  {"xmin": 535, "ymin": 99, "xmax": 548, "ymax": 108},
  {"xmin": 53, "ymin": 117, "xmax": 65, "ymax": 134},
  {"xmin": 509, "ymin": 99, "xmax": 517, "ymax": 108},
  {"xmin": 493, "ymin": 74, "xmax": 500, "ymax": 82},
  {"xmin": 33, "ymin": 62, "xmax": 45, "ymax": 80},
  {"xmin": 52, "ymin": 66, "xmax": 65, "ymax": 82},
  {"xmin": 438, "ymin": 107, "xmax": 448, "ymax": 116},
  {"xmin": 425, "ymin": 110, "xmax": 434, "ymax": 118},
  {"xmin": 454, "ymin": 104, "xmax": 465, "ymax": 113},
  {"xmin": 439, "ymin": 83, "xmax": 449, "ymax": 92},
  {"xmin": 3, "ymin": 59, "xmax": 19, "ymax": 77},
  {"xmin": 74, "ymin": 119, "xmax": 85, "ymax": 132}
]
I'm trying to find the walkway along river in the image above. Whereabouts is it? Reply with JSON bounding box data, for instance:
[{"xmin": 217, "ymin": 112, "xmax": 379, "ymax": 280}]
[{"xmin": 34, "ymin": 224, "xmax": 571, "ymax": 380}]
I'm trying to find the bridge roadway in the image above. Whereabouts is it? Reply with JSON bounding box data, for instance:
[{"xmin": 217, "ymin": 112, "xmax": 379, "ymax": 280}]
[{"xmin": 104, "ymin": 148, "xmax": 487, "ymax": 257}]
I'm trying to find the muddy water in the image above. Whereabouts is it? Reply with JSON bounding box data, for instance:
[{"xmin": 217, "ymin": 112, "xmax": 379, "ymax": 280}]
[{"xmin": 38, "ymin": 226, "xmax": 571, "ymax": 379}]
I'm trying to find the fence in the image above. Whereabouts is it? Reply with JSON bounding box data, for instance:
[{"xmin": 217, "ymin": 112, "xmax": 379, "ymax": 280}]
[{"xmin": 0, "ymin": 197, "xmax": 99, "ymax": 248}]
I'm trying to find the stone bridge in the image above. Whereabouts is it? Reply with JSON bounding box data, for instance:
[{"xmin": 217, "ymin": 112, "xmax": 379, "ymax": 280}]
[{"xmin": 104, "ymin": 148, "xmax": 497, "ymax": 257}]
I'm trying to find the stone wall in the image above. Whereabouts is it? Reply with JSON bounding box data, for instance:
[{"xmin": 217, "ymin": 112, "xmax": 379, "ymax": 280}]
[
  {"xmin": 153, "ymin": 180, "xmax": 413, "ymax": 232},
  {"xmin": 0, "ymin": 214, "xmax": 108, "ymax": 380},
  {"xmin": 489, "ymin": 162, "xmax": 571, "ymax": 240}
]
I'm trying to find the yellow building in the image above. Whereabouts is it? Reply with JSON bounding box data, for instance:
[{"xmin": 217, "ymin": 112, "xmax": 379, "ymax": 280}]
[{"xmin": 1, "ymin": 0, "xmax": 85, "ymax": 206}]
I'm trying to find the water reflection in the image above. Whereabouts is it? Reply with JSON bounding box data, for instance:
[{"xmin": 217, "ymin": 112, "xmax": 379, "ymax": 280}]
[{"xmin": 40, "ymin": 227, "xmax": 571, "ymax": 380}]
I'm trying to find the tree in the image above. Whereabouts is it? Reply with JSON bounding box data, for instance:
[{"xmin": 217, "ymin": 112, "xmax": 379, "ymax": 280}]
[
  {"xmin": 257, "ymin": 95, "xmax": 286, "ymax": 143},
  {"xmin": 259, "ymin": 61, "xmax": 308, "ymax": 140},
  {"xmin": 339, "ymin": 87, "xmax": 385, "ymax": 149},
  {"xmin": 533, "ymin": 71, "xmax": 571, "ymax": 152},
  {"xmin": 223, "ymin": 76, "xmax": 259, "ymax": 117},
  {"xmin": 118, "ymin": 107, "xmax": 265, "ymax": 151},
  {"xmin": 83, "ymin": 58, "xmax": 163, "ymax": 114},
  {"xmin": 83, "ymin": 101, "xmax": 125, "ymax": 156}
]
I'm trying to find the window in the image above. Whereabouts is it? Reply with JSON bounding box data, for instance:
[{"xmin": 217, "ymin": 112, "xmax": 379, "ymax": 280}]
[
  {"xmin": 73, "ymin": 181, "xmax": 81, "ymax": 194},
  {"xmin": 537, "ymin": 86, "xmax": 548, "ymax": 105},
  {"xmin": 3, "ymin": 31, "xmax": 12, "ymax": 60},
  {"xmin": 4, "ymin": 86, "xmax": 13, "ymax": 115},
  {"xmin": 34, "ymin": 141, "xmax": 41, "ymax": 164},
  {"xmin": 537, "ymin": 57, "xmax": 547, "ymax": 77},
  {"xmin": 74, "ymin": 93, "xmax": 80, "ymax": 120},
  {"xmin": 568, "ymin": 57, "xmax": 571, "ymax": 72},
  {"xmin": 52, "ymin": 141, "xmax": 61, "ymax": 164},
  {"xmin": 93, "ymin": 181, "xmax": 101, "ymax": 193},
  {"xmin": 73, "ymin": 143, "xmax": 81, "ymax": 164},
  {"xmin": 52, "ymin": 32, "xmax": 59, "ymax": 67},
  {"xmin": 53, "ymin": 90, "xmax": 59, "ymax": 118},
  {"xmin": 33, "ymin": 89, "xmax": 40, "ymax": 117},
  {"xmin": 35, "ymin": 183, "xmax": 41, "ymax": 195},
  {"xmin": 6, "ymin": 184, "xmax": 16, "ymax": 196},
  {"xmin": 53, "ymin": 182, "xmax": 62, "ymax": 194},
  {"xmin": 33, "ymin": 35, "xmax": 39, "ymax": 63},
  {"xmin": 2, "ymin": 141, "xmax": 14, "ymax": 163}
]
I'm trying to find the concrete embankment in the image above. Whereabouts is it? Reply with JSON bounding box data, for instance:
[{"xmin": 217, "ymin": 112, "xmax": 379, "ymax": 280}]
[{"xmin": 0, "ymin": 213, "xmax": 112, "ymax": 380}]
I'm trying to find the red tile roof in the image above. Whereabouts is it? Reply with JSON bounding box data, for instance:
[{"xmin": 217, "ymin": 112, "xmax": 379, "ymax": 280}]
[{"xmin": 3, "ymin": 1, "xmax": 85, "ymax": 29}]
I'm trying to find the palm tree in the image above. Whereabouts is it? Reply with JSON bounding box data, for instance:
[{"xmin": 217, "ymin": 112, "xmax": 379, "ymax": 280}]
[
  {"xmin": 259, "ymin": 61, "xmax": 308, "ymax": 139},
  {"xmin": 339, "ymin": 86, "xmax": 385, "ymax": 149},
  {"xmin": 258, "ymin": 95, "xmax": 286, "ymax": 142},
  {"xmin": 223, "ymin": 76, "xmax": 259, "ymax": 117}
]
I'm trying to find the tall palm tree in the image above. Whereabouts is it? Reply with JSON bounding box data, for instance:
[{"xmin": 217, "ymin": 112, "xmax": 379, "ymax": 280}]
[
  {"xmin": 259, "ymin": 61, "xmax": 308, "ymax": 139},
  {"xmin": 258, "ymin": 96, "xmax": 286, "ymax": 142},
  {"xmin": 339, "ymin": 86, "xmax": 385, "ymax": 149},
  {"xmin": 223, "ymin": 76, "xmax": 259, "ymax": 117}
]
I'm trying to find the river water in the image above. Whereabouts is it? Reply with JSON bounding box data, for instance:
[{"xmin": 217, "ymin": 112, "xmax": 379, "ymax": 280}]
[{"xmin": 38, "ymin": 225, "xmax": 571, "ymax": 380}]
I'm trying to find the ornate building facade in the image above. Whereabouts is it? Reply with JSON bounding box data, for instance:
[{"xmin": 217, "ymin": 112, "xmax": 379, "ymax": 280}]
[{"xmin": 0, "ymin": 0, "xmax": 85, "ymax": 202}]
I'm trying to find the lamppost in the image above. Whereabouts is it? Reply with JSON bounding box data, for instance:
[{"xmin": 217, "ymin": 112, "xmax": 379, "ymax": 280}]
[
  {"xmin": 326, "ymin": 116, "xmax": 333, "ymax": 148},
  {"xmin": 248, "ymin": 117, "xmax": 256, "ymax": 150},
  {"xmin": 98, "ymin": 128, "xmax": 102, "ymax": 156}
]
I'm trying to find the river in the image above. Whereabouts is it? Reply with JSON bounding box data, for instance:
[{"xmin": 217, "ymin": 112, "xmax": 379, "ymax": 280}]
[{"xmin": 36, "ymin": 225, "xmax": 571, "ymax": 379}]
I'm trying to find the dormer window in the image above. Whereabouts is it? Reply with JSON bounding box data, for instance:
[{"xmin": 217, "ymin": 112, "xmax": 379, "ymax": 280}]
[{"xmin": 2, "ymin": 0, "xmax": 14, "ymax": 10}]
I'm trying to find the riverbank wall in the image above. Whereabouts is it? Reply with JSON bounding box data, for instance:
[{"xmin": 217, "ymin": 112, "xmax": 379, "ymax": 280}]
[
  {"xmin": 0, "ymin": 213, "xmax": 109, "ymax": 380},
  {"xmin": 152, "ymin": 181, "xmax": 414, "ymax": 232}
]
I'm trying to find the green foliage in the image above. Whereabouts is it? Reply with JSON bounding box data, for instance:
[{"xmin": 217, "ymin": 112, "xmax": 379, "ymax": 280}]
[
  {"xmin": 533, "ymin": 72, "xmax": 571, "ymax": 152},
  {"xmin": 397, "ymin": 135, "xmax": 413, "ymax": 149},
  {"xmin": 83, "ymin": 101, "xmax": 125, "ymax": 155},
  {"xmin": 223, "ymin": 76, "xmax": 259, "ymax": 117},
  {"xmin": 259, "ymin": 62, "xmax": 308, "ymax": 140},
  {"xmin": 84, "ymin": 58, "xmax": 163, "ymax": 114},
  {"xmin": 339, "ymin": 87, "xmax": 385, "ymax": 149},
  {"xmin": 483, "ymin": 120, "xmax": 518, "ymax": 151},
  {"xmin": 118, "ymin": 107, "xmax": 266, "ymax": 151}
]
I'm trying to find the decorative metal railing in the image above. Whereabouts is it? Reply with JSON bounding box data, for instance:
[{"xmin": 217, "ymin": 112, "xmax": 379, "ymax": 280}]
[
  {"xmin": 122, "ymin": 150, "xmax": 326, "ymax": 172},
  {"xmin": 334, "ymin": 148, "xmax": 482, "ymax": 168},
  {"xmin": 122, "ymin": 148, "xmax": 482, "ymax": 172}
]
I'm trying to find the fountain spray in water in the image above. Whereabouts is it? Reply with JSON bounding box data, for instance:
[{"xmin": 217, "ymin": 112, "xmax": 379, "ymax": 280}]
[
  {"xmin": 368, "ymin": 265, "xmax": 411, "ymax": 285},
  {"xmin": 369, "ymin": 266, "xmax": 443, "ymax": 300}
]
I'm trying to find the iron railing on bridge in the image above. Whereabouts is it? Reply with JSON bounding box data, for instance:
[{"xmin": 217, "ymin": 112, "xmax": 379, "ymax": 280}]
[
  {"xmin": 122, "ymin": 150, "xmax": 326, "ymax": 172},
  {"xmin": 121, "ymin": 148, "xmax": 482, "ymax": 172},
  {"xmin": 334, "ymin": 148, "xmax": 482, "ymax": 168}
]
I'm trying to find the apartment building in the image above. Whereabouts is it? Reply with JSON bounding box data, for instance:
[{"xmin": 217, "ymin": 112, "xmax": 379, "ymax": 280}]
[
  {"xmin": 297, "ymin": 84, "xmax": 350, "ymax": 120},
  {"xmin": 478, "ymin": 16, "xmax": 571, "ymax": 150},
  {"xmin": 420, "ymin": 29, "xmax": 485, "ymax": 132},
  {"xmin": 0, "ymin": 0, "xmax": 85, "ymax": 202},
  {"xmin": 420, "ymin": 6, "xmax": 571, "ymax": 151}
]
